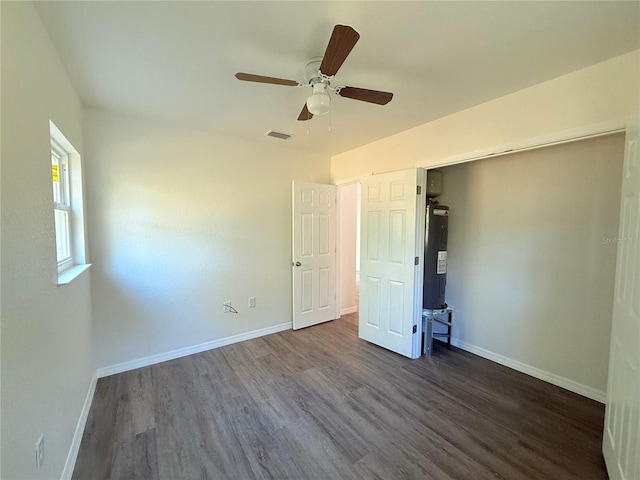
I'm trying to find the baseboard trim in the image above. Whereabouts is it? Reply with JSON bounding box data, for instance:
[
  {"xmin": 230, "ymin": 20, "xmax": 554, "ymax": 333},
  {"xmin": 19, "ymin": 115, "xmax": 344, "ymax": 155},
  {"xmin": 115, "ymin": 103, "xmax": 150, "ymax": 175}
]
[
  {"xmin": 451, "ymin": 338, "xmax": 606, "ymax": 403},
  {"xmin": 96, "ymin": 322, "xmax": 292, "ymax": 378},
  {"xmin": 61, "ymin": 372, "xmax": 97, "ymax": 480},
  {"xmin": 340, "ymin": 306, "xmax": 357, "ymax": 316}
]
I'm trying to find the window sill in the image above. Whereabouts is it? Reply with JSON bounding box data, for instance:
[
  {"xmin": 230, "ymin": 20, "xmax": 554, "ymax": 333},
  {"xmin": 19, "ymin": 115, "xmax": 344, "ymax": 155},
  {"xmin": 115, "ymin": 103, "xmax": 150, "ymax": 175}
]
[{"xmin": 57, "ymin": 264, "xmax": 91, "ymax": 285}]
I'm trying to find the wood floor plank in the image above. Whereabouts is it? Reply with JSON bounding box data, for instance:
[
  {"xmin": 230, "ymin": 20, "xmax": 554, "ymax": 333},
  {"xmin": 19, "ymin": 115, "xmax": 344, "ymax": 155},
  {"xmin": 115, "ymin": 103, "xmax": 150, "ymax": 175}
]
[
  {"xmin": 110, "ymin": 438, "xmax": 134, "ymax": 480},
  {"xmin": 128, "ymin": 367, "xmax": 156, "ymax": 436},
  {"xmin": 73, "ymin": 313, "xmax": 607, "ymax": 479},
  {"xmin": 72, "ymin": 377, "xmax": 119, "ymax": 480},
  {"xmin": 133, "ymin": 429, "xmax": 159, "ymax": 479}
]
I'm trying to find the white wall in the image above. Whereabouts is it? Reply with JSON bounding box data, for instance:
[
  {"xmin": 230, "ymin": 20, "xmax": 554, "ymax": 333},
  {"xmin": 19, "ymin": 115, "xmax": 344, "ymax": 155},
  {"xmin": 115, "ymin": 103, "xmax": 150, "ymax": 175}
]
[
  {"xmin": 83, "ymin": 109, "xmax": 330, "ymax": 369},
  {"xmin": 338, "ymin": 184, "xmax": 358, "ymax": 315},
  {"xmin": 332, "ymin": 50, "xmax": 639, "ymax": 182},
  {"xmin": 1, "ymin": 3, "xmax": 94, "ymax": 478},
  {"xmin": 438, "ymin": 134, "xmax": 624, "ymax": 398}
]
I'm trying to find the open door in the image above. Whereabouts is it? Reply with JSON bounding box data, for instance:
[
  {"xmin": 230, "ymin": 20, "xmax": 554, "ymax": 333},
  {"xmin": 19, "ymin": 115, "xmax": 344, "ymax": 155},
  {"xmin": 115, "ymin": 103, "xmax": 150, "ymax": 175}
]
[
  {"xmin": 359, "ymin": 168, "xmax": 426, "ymax": 358},
  {"xmin": 603, "ymin": 124, "xmax": 640, "ymax": 480},
  {"xmin": 292, "ymin": 181, "xmax": 337, "ymax": 329}
]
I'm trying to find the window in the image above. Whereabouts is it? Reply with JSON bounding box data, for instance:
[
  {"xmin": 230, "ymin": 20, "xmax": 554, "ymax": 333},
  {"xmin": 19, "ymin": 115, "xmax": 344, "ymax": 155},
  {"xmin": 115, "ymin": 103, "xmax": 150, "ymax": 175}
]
[
  {"xmin": 52, "ymin": 139, "xmax": 72, "ymax": 271},
  {"xmin": 50, "ymin": 121, "xmax": 89, "ymax": 283}
]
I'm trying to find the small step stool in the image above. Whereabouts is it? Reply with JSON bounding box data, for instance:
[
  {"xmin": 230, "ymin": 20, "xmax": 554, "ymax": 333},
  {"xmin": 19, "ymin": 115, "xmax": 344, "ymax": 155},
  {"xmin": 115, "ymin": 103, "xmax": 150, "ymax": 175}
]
[{"xmin": 422, "ymin": 307, "xmax": 454, "ymax": 356}]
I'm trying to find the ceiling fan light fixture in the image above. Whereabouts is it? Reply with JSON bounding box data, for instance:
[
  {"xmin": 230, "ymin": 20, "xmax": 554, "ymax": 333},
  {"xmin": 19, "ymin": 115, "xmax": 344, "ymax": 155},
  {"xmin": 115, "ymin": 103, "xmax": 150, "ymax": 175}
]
[
  {"xmin": 306, "ymin": 82, "xmax": 331, "ymax": 116},
  {"xmin": 306, "ymin": 92, "xmax": 330, "ymax": 115}
]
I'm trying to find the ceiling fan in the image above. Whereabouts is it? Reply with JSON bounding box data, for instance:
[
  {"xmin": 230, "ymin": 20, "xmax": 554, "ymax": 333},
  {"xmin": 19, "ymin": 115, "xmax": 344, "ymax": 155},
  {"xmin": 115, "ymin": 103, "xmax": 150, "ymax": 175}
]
[{"xmin": 235, "ymin": 24, "xmax": 393, "ymax": 121}]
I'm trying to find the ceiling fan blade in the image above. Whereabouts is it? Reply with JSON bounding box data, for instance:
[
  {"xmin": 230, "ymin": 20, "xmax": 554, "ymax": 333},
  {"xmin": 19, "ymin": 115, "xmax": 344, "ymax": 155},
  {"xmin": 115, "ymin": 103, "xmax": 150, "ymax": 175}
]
[
  {"xmin": 235, "ymin": 73, "xmax": 300, "ymax": 87},
  {"xmin": 335, "ymin": 86, "xmax": 393, "ymax": 105},
  {"xmin": 297, "ymin": 103, "xmax": 313, "ymax": 121},
  {"xmin": 319, "ymin": 25, "xmax": 360, "ymax": 77}
]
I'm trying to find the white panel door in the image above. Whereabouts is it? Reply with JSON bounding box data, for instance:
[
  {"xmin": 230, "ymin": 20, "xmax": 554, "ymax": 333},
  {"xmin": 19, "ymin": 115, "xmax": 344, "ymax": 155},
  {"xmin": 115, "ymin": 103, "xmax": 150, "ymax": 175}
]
[
  {"xmin": 603, "ymin": 124, "xmax": 640, "ymax": 480},
  {"xmin": 292, "ymin": 182, "xmax": 337, "ymax": 330},
  {"xmin": 359, "ymin": 168, "xmax": 426, "ymax": 358}
]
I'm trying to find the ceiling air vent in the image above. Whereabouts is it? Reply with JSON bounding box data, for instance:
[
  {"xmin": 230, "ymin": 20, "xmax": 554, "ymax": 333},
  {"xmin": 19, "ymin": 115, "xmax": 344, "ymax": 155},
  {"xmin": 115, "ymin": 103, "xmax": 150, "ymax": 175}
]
[{"xmin": 265, "ymin": 130, "xmax": 293, "ymax": 140}]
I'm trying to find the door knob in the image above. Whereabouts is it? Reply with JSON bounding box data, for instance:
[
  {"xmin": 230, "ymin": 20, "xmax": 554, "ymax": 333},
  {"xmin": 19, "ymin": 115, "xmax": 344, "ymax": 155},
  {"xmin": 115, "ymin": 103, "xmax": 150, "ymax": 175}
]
[{"xmin": 294, "ymin": 261, "xmax": 302, "ymax": 267}]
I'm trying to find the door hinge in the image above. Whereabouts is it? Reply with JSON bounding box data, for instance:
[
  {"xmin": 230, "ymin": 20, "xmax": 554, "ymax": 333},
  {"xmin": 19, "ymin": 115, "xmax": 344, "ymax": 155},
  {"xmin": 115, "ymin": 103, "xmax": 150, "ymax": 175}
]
[
  {"xmin": 417, "ymin": 185, "xmax": 422, "ymax": 195},
  {"xmin": 412, "ymin": 325, "xmax": 418, "ymax": 334},
  {"xmin": 414, "ymin": 256, "xmax": 419, "ymax": 265}
]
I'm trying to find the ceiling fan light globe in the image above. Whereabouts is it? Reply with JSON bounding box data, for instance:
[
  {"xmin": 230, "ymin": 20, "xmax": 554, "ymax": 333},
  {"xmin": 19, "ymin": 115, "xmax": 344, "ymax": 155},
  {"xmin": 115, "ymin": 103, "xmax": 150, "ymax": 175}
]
[{"xmin": 306, "ymin": 92, "xmax": 331, "ymax": 116}]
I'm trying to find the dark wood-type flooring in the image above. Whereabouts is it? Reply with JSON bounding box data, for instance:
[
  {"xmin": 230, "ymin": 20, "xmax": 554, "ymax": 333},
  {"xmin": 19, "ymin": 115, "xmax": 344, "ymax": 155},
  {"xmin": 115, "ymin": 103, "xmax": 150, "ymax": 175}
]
[{"xmin": 73, "ymin": 313, "xmax": 607, "ymax": 479}]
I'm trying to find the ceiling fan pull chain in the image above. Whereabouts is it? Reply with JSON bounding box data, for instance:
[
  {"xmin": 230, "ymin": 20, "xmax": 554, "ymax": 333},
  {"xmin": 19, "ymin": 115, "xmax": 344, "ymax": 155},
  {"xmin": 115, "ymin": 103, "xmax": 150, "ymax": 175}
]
[{"xmin": 328, "ymin": 95, "xmax": 332, "ymax": 132}]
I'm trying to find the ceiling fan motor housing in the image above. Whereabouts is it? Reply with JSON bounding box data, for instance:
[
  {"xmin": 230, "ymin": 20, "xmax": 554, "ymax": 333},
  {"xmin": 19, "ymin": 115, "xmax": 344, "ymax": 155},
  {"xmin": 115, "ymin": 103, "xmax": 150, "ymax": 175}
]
[{"xmin": 303, "ymin": 58, "xmax": 325, "ymax": 85}]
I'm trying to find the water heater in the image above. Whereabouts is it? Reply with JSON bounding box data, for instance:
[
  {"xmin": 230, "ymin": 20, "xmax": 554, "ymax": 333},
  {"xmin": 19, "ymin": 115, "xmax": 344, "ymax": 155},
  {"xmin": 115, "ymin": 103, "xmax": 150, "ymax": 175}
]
[{"xmin": 423, "ymin": 204, "xmax": 449, "ymax": 309}]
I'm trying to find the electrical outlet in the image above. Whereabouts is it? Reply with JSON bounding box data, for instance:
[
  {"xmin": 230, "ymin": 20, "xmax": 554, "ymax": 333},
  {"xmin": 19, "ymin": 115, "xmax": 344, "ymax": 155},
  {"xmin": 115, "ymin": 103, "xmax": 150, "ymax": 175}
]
[
  {"xmin": 223, "ymin": 301, "xmax": 232, "ymax": 313},
  {"xmin": 35, "ymin": 434, "xmax": 45, "ymax": 471},
  {"xmin": 248, "ymin": 297, "xmax": 256, "ymax": 308}
]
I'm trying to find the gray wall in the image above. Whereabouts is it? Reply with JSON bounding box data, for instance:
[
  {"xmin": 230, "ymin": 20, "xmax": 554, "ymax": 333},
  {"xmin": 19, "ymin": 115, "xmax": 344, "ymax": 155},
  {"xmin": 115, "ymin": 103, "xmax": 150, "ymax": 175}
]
[{"xmin": 438, "ymin": 133, "xmax": 624, "ymax": 397}]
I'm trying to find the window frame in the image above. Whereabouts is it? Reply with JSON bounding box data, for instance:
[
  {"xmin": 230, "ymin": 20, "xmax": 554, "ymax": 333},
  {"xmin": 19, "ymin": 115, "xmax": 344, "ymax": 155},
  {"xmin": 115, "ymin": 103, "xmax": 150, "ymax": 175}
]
[
  {"xmin": 50, "ymin": 120, "xmax": 90, "ymax": 284},
  {"xmin": 51, "ymin": 138, "xmax": 73, "ymax": 273}
]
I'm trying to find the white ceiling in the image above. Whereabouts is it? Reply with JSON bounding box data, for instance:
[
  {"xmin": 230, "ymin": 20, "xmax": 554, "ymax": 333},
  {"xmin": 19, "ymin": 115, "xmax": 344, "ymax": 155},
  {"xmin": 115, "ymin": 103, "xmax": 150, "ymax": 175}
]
[{"xmin": 35, "ymin": 1, "xmax": 640, "ymax": 157}]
